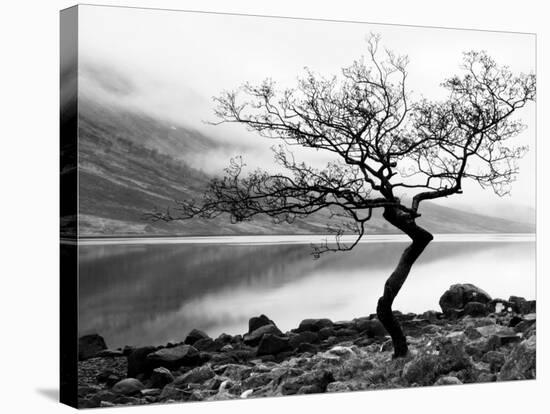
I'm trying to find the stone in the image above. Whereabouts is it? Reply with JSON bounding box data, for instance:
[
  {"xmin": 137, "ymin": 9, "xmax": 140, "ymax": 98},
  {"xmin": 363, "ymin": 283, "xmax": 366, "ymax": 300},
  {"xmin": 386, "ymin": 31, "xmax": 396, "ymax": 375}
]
[
  {"xmin": 482, "ymin": 351, "xmax": 506, "ymax": 372},
  {"xmin": 335, "ymin": 328, "xmax": 358, "ymax": 337},
  {"xmin": 498, "ymin": 335, "xmax": 536, "ymax": 381},
  {"xmin": 184, "ymin": 329, "xmax": 210, "ymax": 345},
  {"xmin": 78, "ymin": 334, "xmax": 107, "ymax": 360},
  {"xmin": 281, "ymin": 370, "xmax": 334, "ymax": 395},
  {"xmin": 243, "ymin": 324, "xmax": 283, "ymax": 346},
  {"xmin": 419, "ymin": 310, "xmax": 441, "ymax": 322},
  {"xmin": 434, "ymin": 376, "xmax": 462, "ymax": 386},
  {"xmin": 242, "ymin": 372, "xmax": 273, "ymax": 389},
  {"xmin": 193, "ymin": 338, "xmax": 224, "ymax": 352},
  {"xmin": 463, "ymin": 302, "xmax": 489, "ymax": 317},
  {"xmin": 464, "ymin": 326, "xmax": 482, "ymax": 340},
  {"xmin": 248, "ymin": 314, "xmax": 276, "ymax": 333},
  {"xmin": 95, "ymin": 369, "xmax": 121, "ymax": 387},
  {"xmin": 127, "ymin": 346, "xmax": 156, "ymax": 377},
  {"xmin": 289, "ymin": 331, "xmax": 319, "ymax": 348},
  {"xmin": 514, "ymin": 319, "xmax": 536, "ymax": 335},
  {"xmin": 439, "ymin": 284, "xmax": 492, "ymax": 315},
  {"xmin": 112, "ymin": 378, "xmax": 145, "ymax": 396},
  {"xmin": 296, "ymin": 318, "xmax": 333, "ymax": 332},
  {"xmin": 354, "ymin": 318, "xmax": 387, "ymax": 338},
  {"xmin": 318, "ymin": 327, "xmax": 336, "ymax": 339},
  {"xmin": 140, "ymin": 388, "xmax": 161, "ymax": 397},
  {"xmin": 150, "ymin": 367, "xmax": 174, "ymax": 388},
  {"xmin": 215, "ymin": 333, "xmax": 233, "ymax": 344},
  {"xmin": 174, "ymin": 365, "xmax": 215, "ymax": 385},
  {"xmin": 402, "ymin": 355, "xmax": 439, "ymax": 385},
  {"xmin": 158, "ymin": 384, "xmax": 191, "ymax": 401},
  {"xmin": 475, "ymin": 325, "xmax": 515, "ymax": 338},
  {"xmin": 146, "ymin": 345, "xmax": 200, "ymax": 370},
  {"xmin": 257, "ymin": 334, "xmax": 292, "ymax": 356}
]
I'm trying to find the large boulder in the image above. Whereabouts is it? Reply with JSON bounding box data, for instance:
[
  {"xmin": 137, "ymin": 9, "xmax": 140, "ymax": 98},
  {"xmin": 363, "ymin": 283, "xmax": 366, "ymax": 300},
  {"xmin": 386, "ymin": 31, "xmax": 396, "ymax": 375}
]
[
  {"xmin": 243, "ymin": 324, "xmax": 282, "ymax": 346},
  {"xmin": 248, "ymin": 314, "xmax": 276, "ymax": 333},
  {"xmin": 184, "ymin": 329, "xmax": 210, "ymax": 345},
  {"xmin": 439, "ymin": 284, "xmax": 492, "ymax": 315},
  {"xmin": 296, "ymin": 318, "xmax": 333, "ymax": 332},
  {"xmin": 127, "ymin": 346, "xmax": 156, "ymax": 378},
  {"xmin": 146, "ymin": 345, "xmax": 200, "ymax": 370},
  {"xmin": 289, "ymin": 331, "xmax": 319, "ymax": 349},
  {"xmin": 174, "ymin": 366, "xmax": 215, "ymax": 385},
  {"xmin": 353, "ymin": 317, "xmax": 387, "ymax": 337},
  {"xmin": 78, "ymin": 334, "xmax": 107, "ymax": 361},
  {"xmin": 257, "ymin": 334, "xmax": 292, "ymax": 356},
  {"xmin": 150, "ymin": 367, "xmax": 174, "ymax": 388},
  {"xmin": 498, "ymin": 335, "xmax": 536, "ymax": 381}
]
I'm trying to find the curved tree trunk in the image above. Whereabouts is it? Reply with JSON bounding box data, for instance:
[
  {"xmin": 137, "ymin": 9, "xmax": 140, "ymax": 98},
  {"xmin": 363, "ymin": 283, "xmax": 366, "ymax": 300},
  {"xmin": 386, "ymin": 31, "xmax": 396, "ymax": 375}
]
[{"xmin": 377, "ymin": 207, "xmax": 433, "ymax": 358}]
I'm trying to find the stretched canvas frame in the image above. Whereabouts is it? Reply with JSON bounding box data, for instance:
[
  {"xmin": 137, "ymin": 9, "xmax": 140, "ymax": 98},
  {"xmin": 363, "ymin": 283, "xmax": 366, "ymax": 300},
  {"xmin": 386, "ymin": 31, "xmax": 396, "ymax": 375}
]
[{"xmin": 60, "ymin": 5, "xmax": 536, "ymax": 409}]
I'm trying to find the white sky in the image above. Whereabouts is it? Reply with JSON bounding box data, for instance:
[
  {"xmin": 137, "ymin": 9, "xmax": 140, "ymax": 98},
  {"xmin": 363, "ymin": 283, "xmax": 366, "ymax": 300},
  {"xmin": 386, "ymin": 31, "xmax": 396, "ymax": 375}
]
[{"xmin": 78, "ymin": 5, "xmax": 536, "ymax": 213}]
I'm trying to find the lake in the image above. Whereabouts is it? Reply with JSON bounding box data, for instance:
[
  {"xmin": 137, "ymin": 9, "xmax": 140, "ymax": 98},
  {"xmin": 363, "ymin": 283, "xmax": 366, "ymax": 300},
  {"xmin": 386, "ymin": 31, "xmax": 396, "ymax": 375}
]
[{"xmin": 77, "ymin": 234, "xmax": 535, "ymax": 349}]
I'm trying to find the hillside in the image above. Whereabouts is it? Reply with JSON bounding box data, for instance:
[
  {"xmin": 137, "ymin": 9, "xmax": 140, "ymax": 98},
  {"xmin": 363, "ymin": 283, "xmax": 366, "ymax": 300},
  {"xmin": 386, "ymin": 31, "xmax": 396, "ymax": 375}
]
[{"xmin": 74, "ymin": 97, "xmax": 535, "ymax": 237}]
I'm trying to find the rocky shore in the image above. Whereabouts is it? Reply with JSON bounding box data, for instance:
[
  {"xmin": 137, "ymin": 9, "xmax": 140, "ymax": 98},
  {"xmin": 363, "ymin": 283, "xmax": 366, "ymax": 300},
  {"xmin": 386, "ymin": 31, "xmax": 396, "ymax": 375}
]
[{"xmin": 77, "ymin": 284, "xmax": 536, "ymax": 408}]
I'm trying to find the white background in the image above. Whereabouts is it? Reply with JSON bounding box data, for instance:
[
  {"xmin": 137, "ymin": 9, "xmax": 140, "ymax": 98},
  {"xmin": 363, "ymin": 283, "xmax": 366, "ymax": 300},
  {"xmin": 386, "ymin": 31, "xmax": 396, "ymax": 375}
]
[{"xmin": 0, "ymin": 0, "xmax": 547, "ymax": 413}]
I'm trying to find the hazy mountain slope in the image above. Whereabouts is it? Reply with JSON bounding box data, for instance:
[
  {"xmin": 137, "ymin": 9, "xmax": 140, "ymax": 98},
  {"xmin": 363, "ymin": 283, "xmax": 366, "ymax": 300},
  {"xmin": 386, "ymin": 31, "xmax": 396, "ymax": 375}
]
[{"xmin": 75, "ymin": 97, "xmax": 534, "ymax": 237}]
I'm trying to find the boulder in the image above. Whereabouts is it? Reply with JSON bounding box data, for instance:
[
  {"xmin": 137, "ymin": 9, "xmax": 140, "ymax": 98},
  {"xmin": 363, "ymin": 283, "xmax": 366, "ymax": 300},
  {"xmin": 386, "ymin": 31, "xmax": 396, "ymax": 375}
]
[
  {"xmin": 243, "ymin": 324, "xmax": 282, "ymax": 346},
  {"xmin": 78, "ymin": 334, "xmax": 107, "ymax": 361},
  {"xmin": 402, "ymin": 355, "xmax": 439, "ymax": 385},
  {"xmin": 248, "ymin": 314, "xmax": 276, "ymax": 333},
  {"xmin": 498, "ymin": 335, "xmax": 536, "ymax": 381},
  {"xmin": 296, "ymin": 318, "xmax": 333, "ymax": 332},
  {"xmin": 184, "ymin": 329, "xmax": 210, "ymax": 345},
  {"xmin": 112, "ymin": 378, "xmax": 145, "ymax": 396},
  {"xmin": 463, "ymin": 302, "xmax": 489, "ymax": 317},
  {"xmin": 257, "ymin": 334, "xmax": 292, "ymax": 356},
  {"xmin": 439, "ymin": 284, "xmax": 492, "ymax": 315},
  {"xmin": 146, "ymin": 345, "xmax": 200, "ymax": 370},
  {"xmin": 150, "ymin": 367, "xmax": 174, "ymax": 388},
  {"xmin": 289, "ymin": 331, "xmax": 319, "ymax": 348},
  {"xmin": 193, "ymin": 338, "xmax": 224, "ymax": 352},
  {"xmin": 354, "ymin": 318, "xmax": 387, "ymax": 338},
  {"xmin": 127, "ymin": 346, "xmax": 156, "ymax": 378},
  {"xmin": 318, "ymin": 327, "xmax": 336, "ymax": 339},
  {"xmin": 482, "ymin": 351, "xmax": 506, "ymax": 372}
]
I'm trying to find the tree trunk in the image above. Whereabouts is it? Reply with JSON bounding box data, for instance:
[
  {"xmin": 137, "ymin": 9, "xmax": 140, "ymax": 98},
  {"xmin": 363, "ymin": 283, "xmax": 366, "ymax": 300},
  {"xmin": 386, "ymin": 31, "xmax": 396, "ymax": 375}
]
[{"xmin": 377, "ymin": 207, "xmax": 433, "ymax": 358}]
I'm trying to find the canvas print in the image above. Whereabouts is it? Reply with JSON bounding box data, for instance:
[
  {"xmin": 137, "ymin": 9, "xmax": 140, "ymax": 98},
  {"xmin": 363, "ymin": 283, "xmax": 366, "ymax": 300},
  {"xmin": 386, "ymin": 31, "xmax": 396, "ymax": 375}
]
[{"xmin": 60, "ymin": 5, "xmax": 536, "ymax": 409}]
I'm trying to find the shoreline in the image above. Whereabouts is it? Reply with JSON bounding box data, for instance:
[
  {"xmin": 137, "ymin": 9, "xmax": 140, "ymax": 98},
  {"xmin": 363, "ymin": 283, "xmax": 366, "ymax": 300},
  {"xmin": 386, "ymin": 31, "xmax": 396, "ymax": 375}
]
[{"xmin": 77, "ymin": 285, "xmax": 536, "ymax": 408}]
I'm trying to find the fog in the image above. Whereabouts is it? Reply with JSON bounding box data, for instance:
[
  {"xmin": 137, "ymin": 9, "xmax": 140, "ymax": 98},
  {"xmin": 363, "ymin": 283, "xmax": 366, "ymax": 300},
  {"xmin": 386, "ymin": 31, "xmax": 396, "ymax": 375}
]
[{"xmin": 77, "ymin": 5, "xmax": 536, "ymax": 216}]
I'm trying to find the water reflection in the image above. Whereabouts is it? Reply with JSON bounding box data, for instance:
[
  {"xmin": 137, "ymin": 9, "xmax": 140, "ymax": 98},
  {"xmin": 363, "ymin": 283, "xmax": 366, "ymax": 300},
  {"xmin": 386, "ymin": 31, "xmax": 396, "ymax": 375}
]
[{"xmin": 78, "ymin": 239, "xmax": 535, "ymax": 348}]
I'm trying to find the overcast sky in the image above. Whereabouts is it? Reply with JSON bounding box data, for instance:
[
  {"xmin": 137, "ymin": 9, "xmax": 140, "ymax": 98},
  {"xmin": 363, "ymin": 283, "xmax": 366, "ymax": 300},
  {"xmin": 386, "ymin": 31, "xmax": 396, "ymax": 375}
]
[{"xmin": 78, "ymin": 5, "xmax": 536, "ymax": 215}]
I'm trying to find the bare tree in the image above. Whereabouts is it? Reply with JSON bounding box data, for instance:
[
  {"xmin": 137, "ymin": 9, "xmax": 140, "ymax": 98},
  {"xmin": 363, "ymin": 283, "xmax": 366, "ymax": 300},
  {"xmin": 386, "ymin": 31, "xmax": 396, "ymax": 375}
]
[{"xmin": 149, "ymin": 35, "xmax": 535, "ymax": 357}]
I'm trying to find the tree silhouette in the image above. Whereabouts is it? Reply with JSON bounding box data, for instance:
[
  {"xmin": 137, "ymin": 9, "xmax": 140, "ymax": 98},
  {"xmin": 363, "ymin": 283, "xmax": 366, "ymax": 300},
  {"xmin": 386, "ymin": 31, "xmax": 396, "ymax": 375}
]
[{"xmin": 149, "ymin": 35, "xmax": 535, "ymax": 357}]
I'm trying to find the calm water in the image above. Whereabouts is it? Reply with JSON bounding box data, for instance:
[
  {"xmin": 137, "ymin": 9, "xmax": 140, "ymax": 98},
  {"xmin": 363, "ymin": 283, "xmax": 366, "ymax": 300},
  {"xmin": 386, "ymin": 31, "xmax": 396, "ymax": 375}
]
[{"xmin": 77, "ymin": 234, "xmax": 535, "ymax": 349}]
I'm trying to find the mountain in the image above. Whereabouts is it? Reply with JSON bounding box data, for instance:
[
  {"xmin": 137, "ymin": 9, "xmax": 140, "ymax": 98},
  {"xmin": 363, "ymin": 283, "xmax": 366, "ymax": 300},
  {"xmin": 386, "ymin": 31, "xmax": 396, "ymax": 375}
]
[{"xmin": 74, "ymin": 96, "xmax": 535, "ymax": 237}]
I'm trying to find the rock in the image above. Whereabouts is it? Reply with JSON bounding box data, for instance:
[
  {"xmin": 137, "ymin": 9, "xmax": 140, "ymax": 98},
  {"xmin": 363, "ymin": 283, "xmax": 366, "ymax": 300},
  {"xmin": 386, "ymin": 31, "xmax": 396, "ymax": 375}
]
[
  {"xmin": 281, "ymin": 370, "xmax": 334, "ymax": 395},
  {"xmin": 508, "ymin": 316, "xmax": 524, "ymax": 327},
  {"xmin": 140, "ymin": 388, "xmax": 161, "ymax": 397},
  {"xmin": 95, "ymin": 349, "xmax": 124, "ymax": 358},
  {"xmin": 354, "ymin": 318, "xmax": 387, "ymax": 337},
  {"xmin": 242, "ymin": 372, "xmax": 272, "ymax": 389},
  {"xmin": 112, "ymin": 378, "xmax": 145, "ymax": 396},
  {"xmin": 193, "ymin": 338, "xmax": 224, "ymax": 352},
  {"xmin": 240, "ymin": 389, "xmax": 254, "ymax": 398},
  {"xmin": 289, "ymin": 331, "xmax": 319, "ymax": 348},
  {"xmin": 174, "ymin": 365, "xmax": 215, "ymax": 385},
  {"xmin": 420, "ymin": 310, "xmax": 441, "ymax": 322},
  {"xmin": 146, "ymin": 345, "xmax": 200, "ymax": 370},
  {"xmin": 184, "ymin": 329, "xmax": 210, "ymax": 345},
  {"xmin": 215, "ymin": 333, "xmax": 233, "ymax": 344},
  {"xmin": 297, "ymin": 343, "xmax": 319, "ymax": 354},
  {"xmin": 95, "ymin": 369, "xmax": 121, "ymax": 387},
  {"xmin": 318, "ymin": 327, "xmax": 336, "ymax": 339},
  {"xmin": 158, "ymin": 384, "xmax": 191, "ymax": 401},
  {"xmin": 482, "ymin": 351, "xmax": 506, "ymax": 372},
  {"xmin": 297, "ymin": 318, "xmax": 333, "ymax": 332},
  {"xmin": 434, "ymin": 376, "xmax": 462, "ymax": 386},
  {"xmin": 127, "ymin": 346, "xmax": 156, "ymax": 377},
  {"xmin": 257, "ymin": 334, "xmax": 292, "ymax": 356},
  {"xmin": 150, "ymin": 367, "xmax": 174, "ymax": 388},
  {"xmin": 475, "ymin": 325, "xmax": 515, "ymax": 338},
  {"xmin": 243, "ymin": 324, "xmax": 283, "ymax": 346},
  {"xmin": 464, "ymin": 326, "xmax": 482, "ymax": 340},
  {"xmin": 220, "ymin": 364, "xmax": 253, "ymax": 381},
  {"xmin": 463, "ymin": 302, "xmax": 489, "ymax": 317},
  {"xmin": 326, "ymin": 381, "xmax": 369, "ymax": 392},
  {"xmin": 78, "ymin": 334, "xmax": 107, "ymax": 360},
  {"xmin": 335, "ymin": 328, "xmax": 358, "ymax": 337},
  {"xmin": 498, "ymin": 335, "xmax": 536, "ymax": 381},
  {"xmin": 248, "ymin": 314, "xmax": 276, "ymax": 333},
  {"xmin": 439, "ymin": 284, "xmax": 491, "ymax": 315},
  {"xmin": 514, "ymin": 319, "xmax": 536, "ymax": 335},
  {"xmin": 488, "ymin": 299, "xmax": 513, "ymax": 314},
  {"xmin": 402, "ymin": 355, "xmax": 439, "ymax": 385}
]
